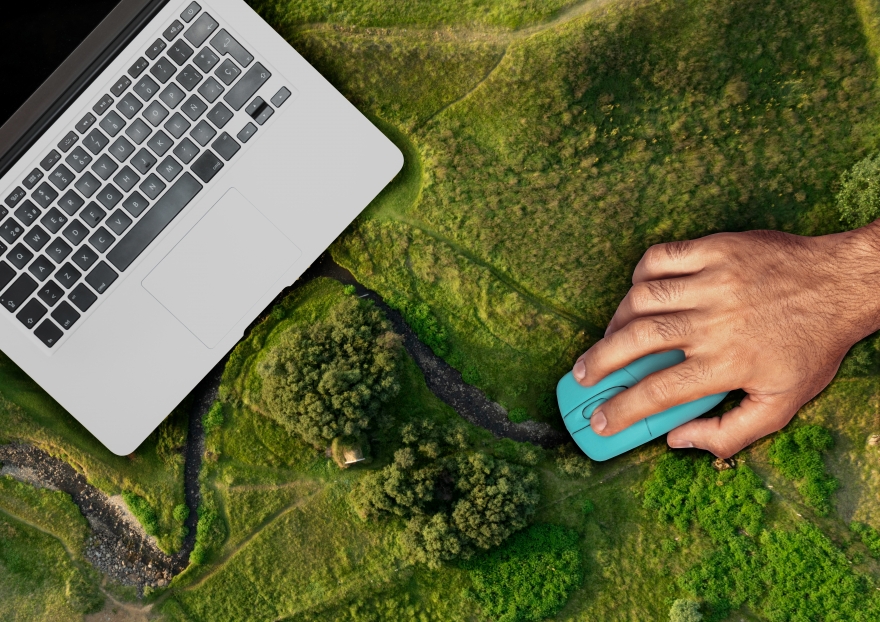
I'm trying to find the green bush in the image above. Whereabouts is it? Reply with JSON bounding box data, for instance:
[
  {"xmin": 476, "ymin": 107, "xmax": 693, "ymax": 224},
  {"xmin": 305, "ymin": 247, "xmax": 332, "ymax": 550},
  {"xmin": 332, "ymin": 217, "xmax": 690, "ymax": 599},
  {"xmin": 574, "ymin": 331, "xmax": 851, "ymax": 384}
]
[
  {"xmin": 462, "ymin": 524, "xmax": 583, "ymax": 622},
  {"xmin": 837, "ymin": 153, "xmax": 880, "ymax": 228},
  {"xmin": 508, "ymin": 407, "xmax": 529, "ymax": 423},
  {"xmin": 555, "ymin": 445, "xmax": 592, "ymax": 479},
  {"xmin": 850, "ymin": 521, "xmax": 880, "ymax": 559},
  {"xmin": 767, "ymin": 425, "xmax": 838, "ymax": 515},
  {"xmin": 581, "ymin": 499, "xmax": 595, "ymax": 515},
  {"xmin": 173, "ymin": 503, "xmax": 190, "ymax": 523},
  {"xmin": 387, "ymin": 295, "xmax": 448, "ymax": 356},
  {"xmin": 121, "ymin": 491, "xmax": 159, "ymax": 536},
  {"xmin": 669, "ymin": 599, "xmax": 703, "ymax": 622},
  {"xmin": 343, "ymin": 284, "xmax": 357, "ymax": 295},
  {"xmin": 203, "ymin": 402, "xmax": 225, "ymax": 434}
]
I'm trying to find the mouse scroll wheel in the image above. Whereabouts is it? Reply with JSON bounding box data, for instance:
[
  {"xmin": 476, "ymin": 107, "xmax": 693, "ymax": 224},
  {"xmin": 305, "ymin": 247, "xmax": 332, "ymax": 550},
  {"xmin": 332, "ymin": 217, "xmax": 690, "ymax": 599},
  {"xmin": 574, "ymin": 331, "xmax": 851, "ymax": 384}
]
[{"xmin": 582, "ymin": 386, "xmax": 628, "ymax": 420}]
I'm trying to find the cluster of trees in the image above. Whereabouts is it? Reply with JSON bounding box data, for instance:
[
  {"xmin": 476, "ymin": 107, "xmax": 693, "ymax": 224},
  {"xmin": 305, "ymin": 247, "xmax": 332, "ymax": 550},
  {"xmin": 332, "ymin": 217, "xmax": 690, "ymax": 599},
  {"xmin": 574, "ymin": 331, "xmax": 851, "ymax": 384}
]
[
  {"xmin": 767, "ymin": 424, "xmax": 838, "ymax": 515},
  {"xmin": 258, "ymin": 296, "xmax": 401, "ymax": 447},
  {"xmin": 669, "ymin": 599, "xmax": 702, "ymax": 622},
  {"xmin": 461, "ymin": 523, "xmax": 583, "ymax": 622},
  {"xmin": 386, "ymin": 295, "xmax": 449, "ymax": 356},
  {"xmin": 352, "ymin": 419, "xmax": 539, "ymax": 567},
  {"xmin": 851, "ymin": 521, "xmax": 880, "ymax": 559}
]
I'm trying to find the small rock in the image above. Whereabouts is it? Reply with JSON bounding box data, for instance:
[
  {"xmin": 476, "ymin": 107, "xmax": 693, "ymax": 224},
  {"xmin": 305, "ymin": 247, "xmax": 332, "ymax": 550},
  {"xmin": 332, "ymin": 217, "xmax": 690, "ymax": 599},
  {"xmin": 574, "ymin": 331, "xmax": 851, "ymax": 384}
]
[
  {"xmin": 712, "ymin": 457, "xmax": 736, "ymax": 471},
  {"xmin": 868, "ymin": 434, "xmax": 880, "ymax": 447}
]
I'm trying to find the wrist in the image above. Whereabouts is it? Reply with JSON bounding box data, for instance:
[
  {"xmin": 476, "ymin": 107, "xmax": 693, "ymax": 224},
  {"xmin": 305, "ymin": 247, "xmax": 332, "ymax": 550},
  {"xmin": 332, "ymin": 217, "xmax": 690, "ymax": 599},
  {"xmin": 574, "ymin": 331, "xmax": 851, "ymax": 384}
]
[{"xmin": 827, "ymin": 221, "xmax": 880, "ymax": 339}]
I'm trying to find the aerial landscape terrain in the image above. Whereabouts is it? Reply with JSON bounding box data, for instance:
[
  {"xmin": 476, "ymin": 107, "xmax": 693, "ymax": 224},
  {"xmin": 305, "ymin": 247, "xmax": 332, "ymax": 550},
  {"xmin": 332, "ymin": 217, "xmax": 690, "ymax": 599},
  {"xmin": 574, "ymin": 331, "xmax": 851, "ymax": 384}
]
[{"xmin": 3, "ymin": 0, "xmax": 880, "ymax": 620}]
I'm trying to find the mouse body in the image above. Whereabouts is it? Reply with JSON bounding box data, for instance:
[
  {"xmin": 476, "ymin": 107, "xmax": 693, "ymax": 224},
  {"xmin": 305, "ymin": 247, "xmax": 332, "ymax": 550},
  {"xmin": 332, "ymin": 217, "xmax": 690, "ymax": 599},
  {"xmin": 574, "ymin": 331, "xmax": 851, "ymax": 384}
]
[{"xmin": 557, "ymin": 350, "xmax": 728, "ymax": 461}]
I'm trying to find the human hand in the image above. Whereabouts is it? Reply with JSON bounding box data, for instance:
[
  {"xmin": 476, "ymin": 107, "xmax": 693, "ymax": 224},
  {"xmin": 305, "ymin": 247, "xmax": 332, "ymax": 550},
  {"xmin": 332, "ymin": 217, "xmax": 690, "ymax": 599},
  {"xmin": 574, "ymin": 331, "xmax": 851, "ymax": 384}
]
[{"xmin": 571, "ymin": 226, "xmax": 880, "ymax": 458}]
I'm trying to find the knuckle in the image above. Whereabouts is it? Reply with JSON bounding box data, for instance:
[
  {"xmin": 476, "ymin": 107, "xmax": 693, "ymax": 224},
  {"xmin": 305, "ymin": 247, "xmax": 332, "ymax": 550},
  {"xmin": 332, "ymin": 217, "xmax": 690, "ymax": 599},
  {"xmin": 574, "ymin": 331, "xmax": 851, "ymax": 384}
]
[
  {"xmin": 642, "ymin": 245, "xmax": 665, "ymax": 271},
  {"xmin": 646, "ymin": 278, "xmax": 684, "ymax": 304},
  {"xmin": 643, "ymin": 377, "xmax": 674, "ymax": 408},
  {"xmin": 651, "ymin": 313, "xmax": 693, "ymax": 341},
  {"xmin": 628, "ymin": 319, "xmax": 656, "ymax": 348},
  {"xmin": 628, "ymin": 284, "xmax": 652, "ymax": 313}
]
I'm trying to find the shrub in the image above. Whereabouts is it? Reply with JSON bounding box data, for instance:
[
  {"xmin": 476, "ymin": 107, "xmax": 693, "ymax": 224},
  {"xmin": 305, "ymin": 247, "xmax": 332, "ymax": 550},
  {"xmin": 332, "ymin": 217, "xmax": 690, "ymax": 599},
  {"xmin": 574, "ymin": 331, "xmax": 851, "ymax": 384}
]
[
  {"xmin": 173, "ymin": 503, "xmax": 190, "ymax": 523},
  {"xmin": 850, "ymin": 521, "xmax": 880, "ymax": 559},
  {"xmin": 669, "ymin": 599, "xmax": 703, "ymax": 622},
  {"xmin": 493, "ymin": 438, "xmax": 540, "ymax": 466},
  {"xmin": 258, "ymin": 295, "xmax": 401, "ymax": 447},
  {"xmin": 343, "ymin": 284, "xmax": 357, "ymax": 295},
  {"xmin": 508, "ymin": 407, "xmax": 529, "ymax": 423},
  {"xmin": 555, "ymin": 445, "xmax": 592, "ymax": 479},
  {"xmin": 202, "ymin": 402, "xmax": 225, "ymax": 434},
  {"xmin": 767, "ymin": 425, "xmax": 838, "ymax": 515},
  {"xmin": 121, "ymin": 492, "xmax": 159, "ymax": 536},
  {"xmin": 387, "ymin": 295, "xmax": 448, "ymax": 356},
  {"xmin": 581, "ymin": 499, "xmax": 595, "ymax": 516},
  {"xmin": 837, "ymin": 153, "xmax": 880, "ymax": 228},
  {"xmin": 462, "ymin": 524, "xmax": 583, "ymax": 622}
]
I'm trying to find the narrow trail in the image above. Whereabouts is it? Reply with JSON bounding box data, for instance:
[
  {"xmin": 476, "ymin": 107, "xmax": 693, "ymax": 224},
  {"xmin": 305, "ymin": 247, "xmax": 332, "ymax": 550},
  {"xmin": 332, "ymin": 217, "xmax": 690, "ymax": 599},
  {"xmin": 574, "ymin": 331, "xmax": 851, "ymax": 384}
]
[{"xmin": 0, "ymin": 505, "xmax": 78, "ymax": 559}]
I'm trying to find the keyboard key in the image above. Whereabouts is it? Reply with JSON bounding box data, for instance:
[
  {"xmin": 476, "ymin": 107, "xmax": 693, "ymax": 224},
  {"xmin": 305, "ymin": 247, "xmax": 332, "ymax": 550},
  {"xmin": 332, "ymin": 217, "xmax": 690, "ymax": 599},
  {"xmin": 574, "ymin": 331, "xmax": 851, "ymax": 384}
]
[
  {"xmin": 7, "ymin": 244, "xmax": 33, "ymax": 269},
  {"xmin": 215, "ymin": 59, "xmax": 240, "ymax": 86},
  {"xmin": 109, "ymin": 136, "xmax": 135, "ymax": 162},
  {"xmin": 128, "ymin": 57, "xmax": 149, "ymax": 78},
  {"xmin": 181, "ymin": 2, "xmax": 201, "ymax": 22},
  {"xmin": 164, "ymin": 112, "xmax": 191, "ymax": 138},
  {"xmin": 191, "ymin": 150, "xmax": 223, "ymax": 183},
  {"xmin": 41, "ymin": 208, "xmax": 68, "ymax": 234},
  {"xmin": 111, "ymin": 75, "xmax": 132, "ymax": 97},
  {"xmin": 106, "ymin": 210, "xmax": 132, "ymax": 235},
  {"xmin": 237, "ymin": 122, "xmax": 257, "ymax": 143},
  {"xmin": 35, "ymin": 319, "xmax": 63, "ymax": 346},
  {"xmin": 28, "ymin": 255, "xmax": 55, "ymax": 281},
  {"xmin": 80, "ymin": 202, "xmax": 107, "ymax": 228},
  {"xmin": 69, "ymin": 283, "xmax": 97, "ymax": 312},
  {"xmin": 89, "ymin": 228, "xmax": 115, "ymax": 253},
  {"xmin": 57, "ymin": 190, "xmax": 84, "ymax": 216},
  {"xmin": 131, "ymin": 149, "xmax": 157, "ymax": 175},
  {"xmin": 24, "ymin": 226, "xmax": 50, "ymax": 252},
  {"xmin": 225, "ymin": 63, "xmax": 270, "ymax": 110},
  {"xmin": 92, "ymin": 154, "xmax": 118, "ymax": 181},
  {"xmin": 0, "ymin": 274, "xmax": 37, "ymax": 312},
  {"xmin": 38, "ymin": 280, "xmax": 64, "ymax": 307},
  {"xmin": 14, "ymin": 200, "xmax": 39, "ymax": 226},
  {"xmin": 75, "ymin": 172, "xmax": 101, "ymax": 198},
  {"xmin": 123, "ymin": 192, "xmax": 149, "ymax": 217},
  {"xmin": 207, "ymin": 102, "xmax": 233, "ymax": 128},
  {"xmin": 134, "ymin": 75, "xmax": 160, "ymax": 102},
  {"xmin": 173, "ymin": 137, "xmax": 199, "ymax": 164},
  {"xmin": 193, "ymin": 47, "xmax": 219, "ymax": 73},
  {"xmin": 46, "ymin": 237, "xmax": 73, "ymax": 262},
  {"xmin": 49, "ymin": 164, "xmax": 75, "ymax": 191},
  {"xmin": 198, "ymin": 76, "xmax": 224, "ymax": 103},
  {"xmin": 182, "ymin": 95, "xmax": 208, "ymax": 122},
  {"xmin": 51, "ymin": 301, "xmax": 80, "ymax": 329},
  {"xmin": 55, "ymin": 263, "xmax": 82, "ymax": 289},
  {"xmin": 143, "ymin": 101, "xmax": 170, "ymax": 127},
  {"xmin": 150, "ymin": 57, "xmax": 176, "ymax": 84},
  {"xmin": 185, "ymin": 13, "xmax": 219, "ymax": 47},
  {"xmin": 5, "ymin": 187, "xmax": 26, "ymax": 209},
  {"xmin": 168, "ymin": 39, "xmax": 194, "ymax": 66},
  {"xmin": 76, "ymin": 112, "xmax": 96, "ymax": 134},
  {"xmin": 271, "ymin": 87, "xmax": 292, "ymax": 107},
  {"xmin": 0, "ymin": 219, "xmax": 24, "ymax": 245},
  {"xmin": 108, "ymin": 174, "xmax": 202, "ymax": 272},
  {"xmin": 113, "ymin": 166, "xmax": 140, "ymax": 192},
  {"xmin": 93, "ymin": 94, "xmax": 114, "ymax": 116},
  {"xmin": 146, "ymin": 39, "xmax": 167, "ymax": 60},
  {"xmin": 32, "ymin": 183, "xmax": 58, "ymax": 209},
  {"xmin": 165, "ymin": 19, "xmax": 185, "ymax": 41},
  {"xmin": 210, "ymin": 29, "xmax": 253, "ymax": 67},
  {"xmin": 23, "ymin": 169, "xmax": 43, "ymax": 189},
  {"xmin": 189, "ymin": 120, "xmax": 216, "ymax": 146},
  {"xmin": 255, "ymin": 104, "xmax": 274, "ymax": 126},
  {"xmin": 97, "ymin": 185, "xmax": 123, "ymax": 211},
  {"xmin": 66, "ymin": 147, "xmax": 92, "ymax": 173},
  {"xmin": 72, "ymin": 244, "xmax": 98, "ymax": 271},
  {"xmin": 62, "ymin": 221, "xmax": 87, "ymax": 247},
  {"xmin": 58, "ymin": 131, "xmax": 79, "ymax": 153},
  {"xmin": 16, "ymin": 299, "xmax": 47, "ymax": 329},
  {"xmin": 140, "ymin": 174, "xmax": 166, "ymax": 200},
  {"xmin": 125, "ymin": 118, "xmax": 152, "ymax": 145},
  {"xmin": 99, "ymin": 110, "xmax": 126, "ymax": 137},
  {"xmin": 157, "ymin": 156, "xmax": 183, "ymax": 182},
  {"xmin": 40, "ymin": 150, "xmax": 61, "ymax": 171},
  {"xmin": 116, "ymin": 92, "xmax": 144, "ymax": 119},
  {"xmin": 159, "ymin": 83, "xmax": 186, "ymax": 109},
  {"xmin": 212, "ymin": 133, "xmax": 240, "ymax": 161},
  {"xmin": 0, "ymin": 262, "xmax": 14, "ymax": 291},
  {"xmin": 177, "ymin": 65, "xmax": 203, "ymax": 91},
  {"xmin": 85, "ymin": 261, "xmax": 118, "ymax": 294},
  {"xmin": 245, "ymin": 96, "xmax": 265, "ymax": 117},
  {"xmin": 147, "ymin": 130, "xmax": 173, "ymax": 157},
  {"xmin": 84, "ymin": 128, "xmax": 109, "ymax": 155}
]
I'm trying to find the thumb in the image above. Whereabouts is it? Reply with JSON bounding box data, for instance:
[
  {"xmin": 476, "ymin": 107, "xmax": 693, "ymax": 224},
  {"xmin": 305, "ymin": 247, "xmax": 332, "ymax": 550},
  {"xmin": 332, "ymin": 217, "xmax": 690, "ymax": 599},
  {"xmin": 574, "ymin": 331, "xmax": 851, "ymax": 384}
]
[{"xmin": 666, "ymin": 393, "xmax": 794, "ymax": 459}]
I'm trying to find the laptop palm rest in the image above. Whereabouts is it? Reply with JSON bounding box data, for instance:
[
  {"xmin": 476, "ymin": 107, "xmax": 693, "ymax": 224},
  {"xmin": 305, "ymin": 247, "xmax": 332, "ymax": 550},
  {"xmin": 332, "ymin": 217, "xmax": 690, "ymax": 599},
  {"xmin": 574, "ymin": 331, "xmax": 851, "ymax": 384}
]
[{"xmin": 142, "ymin": 188, "xmax": 301, "ymax": 349}]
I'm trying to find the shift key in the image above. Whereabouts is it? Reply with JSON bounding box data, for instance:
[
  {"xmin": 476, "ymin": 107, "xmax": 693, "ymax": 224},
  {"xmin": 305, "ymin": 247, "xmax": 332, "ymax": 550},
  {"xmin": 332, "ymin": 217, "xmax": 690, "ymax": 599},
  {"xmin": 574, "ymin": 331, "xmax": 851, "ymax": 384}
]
[
  {"xmin": 224, "ymin": 63, "xmax": 270, "ymax": 110},
  {"xmin": 0, "ymin": 274, "xmax": 38, "ymax": 312}
]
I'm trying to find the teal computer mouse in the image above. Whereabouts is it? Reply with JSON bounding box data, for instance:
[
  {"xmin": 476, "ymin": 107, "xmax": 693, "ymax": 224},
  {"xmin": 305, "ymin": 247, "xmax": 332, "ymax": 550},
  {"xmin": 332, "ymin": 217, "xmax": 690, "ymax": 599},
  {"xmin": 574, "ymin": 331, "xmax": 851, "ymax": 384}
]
[{"xmin": 557, "ymin": 350, "xmax": 728, "ymax": 461}]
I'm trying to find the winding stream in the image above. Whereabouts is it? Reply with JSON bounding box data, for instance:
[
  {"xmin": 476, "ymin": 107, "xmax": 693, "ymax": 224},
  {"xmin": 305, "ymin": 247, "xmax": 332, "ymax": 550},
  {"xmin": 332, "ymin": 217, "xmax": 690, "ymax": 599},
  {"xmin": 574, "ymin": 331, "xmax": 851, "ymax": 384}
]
[{"xmin": 0, "ymin": 251, "xmax": 568, "ymax": 590}]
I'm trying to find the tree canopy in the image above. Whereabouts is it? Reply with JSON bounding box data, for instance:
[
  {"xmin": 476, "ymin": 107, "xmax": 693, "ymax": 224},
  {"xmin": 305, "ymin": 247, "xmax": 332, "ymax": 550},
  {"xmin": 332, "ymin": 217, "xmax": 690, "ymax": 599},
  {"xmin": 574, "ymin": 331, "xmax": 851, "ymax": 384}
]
[
  {"xmin": 837, "ymin": 153, "xmax": 880, "ymax": 229},
  {"xmin": 258, "ymin": 296, "xmax": 401, "ymax": 447}
]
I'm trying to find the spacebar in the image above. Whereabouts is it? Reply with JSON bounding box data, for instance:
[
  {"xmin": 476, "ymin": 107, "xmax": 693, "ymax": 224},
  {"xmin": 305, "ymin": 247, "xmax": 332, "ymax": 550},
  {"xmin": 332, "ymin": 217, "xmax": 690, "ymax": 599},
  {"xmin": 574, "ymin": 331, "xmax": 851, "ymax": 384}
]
[{"xmin": 107, "ymin": 173, "xmax": 202, "ymax": 271}]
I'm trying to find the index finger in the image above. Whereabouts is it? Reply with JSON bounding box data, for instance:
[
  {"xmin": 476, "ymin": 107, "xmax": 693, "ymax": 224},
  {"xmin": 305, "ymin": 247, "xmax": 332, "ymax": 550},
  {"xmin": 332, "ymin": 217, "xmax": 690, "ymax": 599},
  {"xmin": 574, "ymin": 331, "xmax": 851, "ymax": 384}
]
[{"xmin": 633, "ymin": 239, "xmax": 707, "ymax": 283}]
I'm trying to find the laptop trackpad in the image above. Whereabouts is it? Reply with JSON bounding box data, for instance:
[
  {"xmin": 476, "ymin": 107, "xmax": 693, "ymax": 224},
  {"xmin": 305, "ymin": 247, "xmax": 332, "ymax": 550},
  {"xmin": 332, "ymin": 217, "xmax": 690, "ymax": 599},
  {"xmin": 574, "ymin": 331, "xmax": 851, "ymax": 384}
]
[{"xmin": 142, "ymin": 188, "xmax": 301, "ymax": 348}]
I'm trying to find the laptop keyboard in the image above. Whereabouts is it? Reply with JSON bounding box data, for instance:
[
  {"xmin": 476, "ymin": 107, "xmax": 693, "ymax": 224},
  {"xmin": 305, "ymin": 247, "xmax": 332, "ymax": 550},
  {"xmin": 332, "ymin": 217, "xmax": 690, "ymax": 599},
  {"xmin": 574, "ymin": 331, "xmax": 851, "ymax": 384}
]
[{"xmin": 0, "ymin": 1, "xmax": 294, "ymax": 349}]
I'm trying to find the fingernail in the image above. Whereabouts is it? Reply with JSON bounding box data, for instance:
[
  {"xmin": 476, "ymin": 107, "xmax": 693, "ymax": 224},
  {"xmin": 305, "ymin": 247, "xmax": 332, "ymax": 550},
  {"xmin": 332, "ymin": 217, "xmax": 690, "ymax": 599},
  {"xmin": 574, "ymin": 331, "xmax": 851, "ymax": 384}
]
[
  {"xmin": 573, "ymin": 359, "xmax": 586, "ymax": 381},
  {"xmin": 669, "ymin": 440, "xmax": 694, "ymax": 449},
  {"xmin": 592, "ymin": 410, "xmax": 607, "ymax": 433}
]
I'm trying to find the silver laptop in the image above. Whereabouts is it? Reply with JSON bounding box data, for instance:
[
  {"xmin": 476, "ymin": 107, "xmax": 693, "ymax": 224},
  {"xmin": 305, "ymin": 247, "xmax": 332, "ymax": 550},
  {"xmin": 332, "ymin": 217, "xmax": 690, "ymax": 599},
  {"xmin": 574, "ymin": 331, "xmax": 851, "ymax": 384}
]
[{"xmin": 0, "ymin": 0, "xmax": 402, "ymax": 454}]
